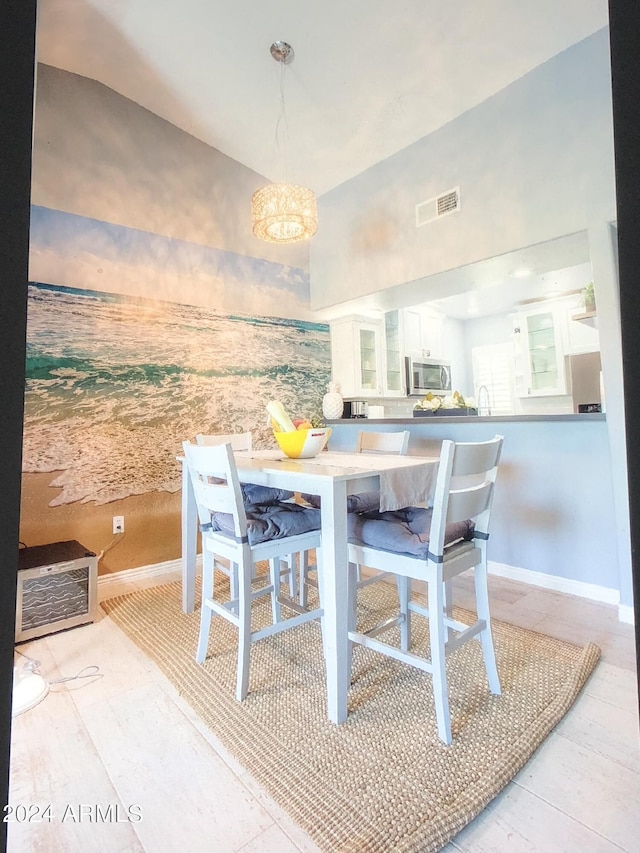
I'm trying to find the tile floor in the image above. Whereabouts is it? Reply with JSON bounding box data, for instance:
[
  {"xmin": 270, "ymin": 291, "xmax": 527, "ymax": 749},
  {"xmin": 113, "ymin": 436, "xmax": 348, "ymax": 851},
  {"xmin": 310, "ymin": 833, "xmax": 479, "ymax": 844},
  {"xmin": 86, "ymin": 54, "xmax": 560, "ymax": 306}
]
[{"xmin": 7, "ymin": 573, "xmax": 640, "ymax": 853}]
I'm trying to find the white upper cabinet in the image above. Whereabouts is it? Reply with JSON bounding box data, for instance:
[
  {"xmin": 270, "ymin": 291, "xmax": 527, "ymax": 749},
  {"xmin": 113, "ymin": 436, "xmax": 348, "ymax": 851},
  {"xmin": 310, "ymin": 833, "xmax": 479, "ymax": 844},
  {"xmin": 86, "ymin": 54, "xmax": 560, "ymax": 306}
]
[
  {"xmin": 329, "ymin": 306, "xmax": 447, "ymax": 399},
  {"xmin": 512, "ymin": 307, "xmax": 567, "ymax": 396},
  {"xmin": 357, "ymin": 321, "xmax": 383, "ymax": 395},
  {"xmin": 402, "ymin": 307, "xmax": 444, "ymax": 358},
  {"xmin": 566, "ymin": 306, "xmax": 600, "ymax": 354},
  {"xmin": 383, "ymin": 310, "xmax": 405, "ymax": 395},
  {"xmin": 330, "ymin": 312, "xmax": 407, "ymax": 398},
  {"xmin": 403, "ymin": 309, "xmax": 422, "ymax": 355},
  {"xmin": 330, "ymin": 315, "xmax": 384, "ymax": 398},
  {"xmin": 422, "ymin": 312, "xmax": 445, "ymax": 358}
]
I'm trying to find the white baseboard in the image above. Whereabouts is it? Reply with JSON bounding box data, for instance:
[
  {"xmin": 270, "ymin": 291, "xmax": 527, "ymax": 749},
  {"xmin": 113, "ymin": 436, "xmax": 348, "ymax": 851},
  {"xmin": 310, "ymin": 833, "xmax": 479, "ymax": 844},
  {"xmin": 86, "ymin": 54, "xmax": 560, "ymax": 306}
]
[
  {"xmin": 618, "ymin": 603, "xmax": 636, "ymax": 625},
  {"xmin": 488, "ymin": 560, "xmax": 621, "ymax": 607},
  {"xmin": 97, "ymin": 557, "xmax": 199, "ymax": 602},
  {"xmin": 98, "ymin": 555, "xmax": 634, "ymax": 626}
]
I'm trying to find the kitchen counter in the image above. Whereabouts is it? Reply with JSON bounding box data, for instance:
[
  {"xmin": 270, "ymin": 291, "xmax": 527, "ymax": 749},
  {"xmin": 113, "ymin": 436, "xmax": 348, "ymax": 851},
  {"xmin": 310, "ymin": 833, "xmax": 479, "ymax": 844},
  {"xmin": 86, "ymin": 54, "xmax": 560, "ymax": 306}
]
[
  {"xmin": 325, "ymin": 411, "xmax": 620, "ymax": 605},
  {"xmin": 328, "ymin": 413, "xmax": 605, "ymax": 424}
]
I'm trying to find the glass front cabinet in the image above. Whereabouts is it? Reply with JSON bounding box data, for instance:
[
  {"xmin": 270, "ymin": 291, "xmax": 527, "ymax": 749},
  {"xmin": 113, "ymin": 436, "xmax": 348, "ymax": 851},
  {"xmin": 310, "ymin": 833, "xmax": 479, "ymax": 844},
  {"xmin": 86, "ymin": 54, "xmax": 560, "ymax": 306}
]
[
  {"xmin": 512, "ymin": 309, "xmax": 567, "ymax": 396},
  {"xmin": 357, "ymin": 322, "xmax": 381, "ymax": 393},
  {"xmin": 330, "ymin": 313, "xmax": 406, "ymax": 398},
  {"xmin": 383, "ymin": 310, "xmax": 404, "ymax": 394},
  {"xmin": 330, "ymin": 316, "xmax": 384, "ymax": 397}
]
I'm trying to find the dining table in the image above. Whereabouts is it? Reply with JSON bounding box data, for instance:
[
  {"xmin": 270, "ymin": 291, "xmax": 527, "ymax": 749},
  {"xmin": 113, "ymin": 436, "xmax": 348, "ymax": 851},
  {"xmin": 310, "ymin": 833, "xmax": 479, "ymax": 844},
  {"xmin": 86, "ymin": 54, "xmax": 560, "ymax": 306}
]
[{"xmin": 178, "ymin": 447, "xmax": 440, "ymax": 724}]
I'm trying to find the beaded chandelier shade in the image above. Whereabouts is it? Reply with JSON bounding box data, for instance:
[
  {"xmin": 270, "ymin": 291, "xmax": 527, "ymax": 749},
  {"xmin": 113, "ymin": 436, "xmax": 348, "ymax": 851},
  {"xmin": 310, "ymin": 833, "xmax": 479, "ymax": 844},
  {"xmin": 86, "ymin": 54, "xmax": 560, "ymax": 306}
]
[
  {"xmin": 251, "ymin": 42, "xmax": 318, "ymax": 244},
  {"xmin": 251, "ymin": 183, "xmax": 318, "ymax": 243}
]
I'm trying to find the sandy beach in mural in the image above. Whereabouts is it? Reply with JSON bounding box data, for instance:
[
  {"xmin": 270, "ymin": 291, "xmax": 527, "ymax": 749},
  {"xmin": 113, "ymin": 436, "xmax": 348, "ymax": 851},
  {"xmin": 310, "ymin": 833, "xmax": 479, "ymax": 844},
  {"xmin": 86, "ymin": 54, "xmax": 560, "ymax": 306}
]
[{"xmin": 20, "ymin": 472, "xmax": 183, "ymax": 575}]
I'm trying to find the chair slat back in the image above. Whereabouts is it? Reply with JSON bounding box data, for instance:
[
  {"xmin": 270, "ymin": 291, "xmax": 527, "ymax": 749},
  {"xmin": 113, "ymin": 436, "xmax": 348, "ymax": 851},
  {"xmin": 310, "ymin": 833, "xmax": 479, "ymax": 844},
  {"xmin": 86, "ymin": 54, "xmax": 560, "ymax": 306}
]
[
  {"xmin": 356, "ymin": 430, "xmax": 410, "ymax": 455},
  {"xmin": 429, "ymin": 435, "xmax": 503, "ymax": 558},
  {"xmin": 449, "ymin": 435, "xmax": 503, "ymax": 479},
  {"xmin": 182, "ymin": 441, "xmax": 247, "ymax": 539},
  {"xmin": 446, "ymin": 482, "xmax": 493, "ymax": 526},
  {"xmin": 195, "ymin": 431, "xmax": 252, "ymax": 451}
]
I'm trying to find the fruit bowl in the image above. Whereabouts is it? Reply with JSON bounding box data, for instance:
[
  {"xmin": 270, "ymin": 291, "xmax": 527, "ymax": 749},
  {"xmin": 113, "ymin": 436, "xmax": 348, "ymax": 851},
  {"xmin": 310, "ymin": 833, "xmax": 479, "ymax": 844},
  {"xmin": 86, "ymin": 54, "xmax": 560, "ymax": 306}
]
[{"xmin": 274, "ymin": 427, "xmax": 332, "ymax": 459}]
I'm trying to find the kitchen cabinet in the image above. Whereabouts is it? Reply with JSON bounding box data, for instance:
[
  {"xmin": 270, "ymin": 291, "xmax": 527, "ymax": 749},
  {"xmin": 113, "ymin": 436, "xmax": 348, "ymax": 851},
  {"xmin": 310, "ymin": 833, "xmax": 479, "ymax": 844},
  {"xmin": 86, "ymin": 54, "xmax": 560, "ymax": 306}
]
[
  {"xmin": 512, "ymin": 308, "xmax": 567, "ymax": 396},
  {"xmin": 402, "ymin": 307, "xmax": 444, "ymax": 358},
  {"xmin": 422, "ymin": 312, "xmax": 444, "ymax": 358},
  {"xmin": 383, "ymin": 310, "xmax": 404, "ymax": 394},
  {"xmin": 330, "ymin": 316, "xmax": 384, "ymax": 397},
  {"xmin": 357, "ymin": 321, "xmax": 381, "ymax": 394},
  {"xmin": 567, "ymin": 307, "xmax": 600, "ymax": 354},
  {"xmin": 330, "ymin": 313, "xmax": 406, "ymax": 398},
  {"xmin": 403, "ymin": 309, "xmax": 422, "ymax": 355}
]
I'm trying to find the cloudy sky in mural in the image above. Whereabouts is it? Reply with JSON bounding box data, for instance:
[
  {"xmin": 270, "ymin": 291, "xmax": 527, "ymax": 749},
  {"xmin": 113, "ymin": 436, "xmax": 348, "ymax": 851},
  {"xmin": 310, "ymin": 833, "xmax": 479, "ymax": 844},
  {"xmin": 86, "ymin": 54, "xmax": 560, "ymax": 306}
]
[{"xmin": 29, "ymin": 205, "xmax": 312, "ymax": 319}]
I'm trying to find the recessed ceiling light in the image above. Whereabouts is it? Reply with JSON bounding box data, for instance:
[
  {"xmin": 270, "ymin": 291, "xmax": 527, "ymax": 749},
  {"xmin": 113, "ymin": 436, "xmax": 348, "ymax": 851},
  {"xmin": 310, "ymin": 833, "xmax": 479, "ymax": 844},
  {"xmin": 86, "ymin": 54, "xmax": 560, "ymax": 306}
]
[
  {"xmin": 512, "ymin": 267, "xmax": 532, "ymax": 278},
  {"xmin": 466, "ymin": 294, "xmax": 480, "ymax": 316}
]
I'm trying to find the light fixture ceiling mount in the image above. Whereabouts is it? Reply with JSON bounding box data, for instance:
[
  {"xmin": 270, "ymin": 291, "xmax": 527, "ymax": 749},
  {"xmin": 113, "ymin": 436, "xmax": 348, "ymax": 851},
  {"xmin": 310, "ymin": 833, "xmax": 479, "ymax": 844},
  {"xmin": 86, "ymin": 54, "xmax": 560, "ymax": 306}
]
[
  {"xmin": 269, "ymin": 41, "xmax": 294, "ymax": 64},
  {"xmin": 251, "ymin": 41, "xmax": 318, "ymax": 244}
]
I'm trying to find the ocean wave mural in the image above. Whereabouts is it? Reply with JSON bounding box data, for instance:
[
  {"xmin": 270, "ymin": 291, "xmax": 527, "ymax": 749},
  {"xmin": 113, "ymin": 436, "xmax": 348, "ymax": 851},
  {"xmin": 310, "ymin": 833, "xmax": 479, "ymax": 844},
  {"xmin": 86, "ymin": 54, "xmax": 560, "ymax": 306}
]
[{"xmin": 24, "ymin": 208, "xmax": 330, "ymax": 507}]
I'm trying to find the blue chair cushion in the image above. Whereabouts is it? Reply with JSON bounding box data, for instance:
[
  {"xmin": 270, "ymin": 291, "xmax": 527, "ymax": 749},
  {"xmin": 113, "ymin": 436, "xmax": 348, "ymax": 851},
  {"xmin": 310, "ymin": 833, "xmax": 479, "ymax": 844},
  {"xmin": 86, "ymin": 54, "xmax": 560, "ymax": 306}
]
[
  {"xmin": 301, "ymin": 491, "xmax": 382, "ymax": 513},
  {"xmin": 240, "ymin": 484, "xmax": 294, "ymax": 505},
  {"xmin": 348, "ymin": 506, "xmax": 474, "ymax": 560},
  {"xmin": 210, "ymin": 501, "xmax": 321, "ymax": 546}
]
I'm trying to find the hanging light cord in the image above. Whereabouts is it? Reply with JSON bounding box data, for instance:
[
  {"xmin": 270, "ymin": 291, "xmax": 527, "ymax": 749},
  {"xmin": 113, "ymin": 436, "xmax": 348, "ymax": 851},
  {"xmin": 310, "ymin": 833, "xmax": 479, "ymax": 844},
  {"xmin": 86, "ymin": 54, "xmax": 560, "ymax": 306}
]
[{"xmin": 274, "ymin": 59, "xmax": 290, "ymax": 183}]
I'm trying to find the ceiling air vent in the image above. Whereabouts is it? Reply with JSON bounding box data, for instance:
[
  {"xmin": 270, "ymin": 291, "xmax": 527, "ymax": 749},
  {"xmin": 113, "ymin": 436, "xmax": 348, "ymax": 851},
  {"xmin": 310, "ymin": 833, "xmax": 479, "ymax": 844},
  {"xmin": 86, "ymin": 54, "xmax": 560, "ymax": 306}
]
[{"xmin": 415, "ymin": 186, "xmax": 460, "ymax": 227}]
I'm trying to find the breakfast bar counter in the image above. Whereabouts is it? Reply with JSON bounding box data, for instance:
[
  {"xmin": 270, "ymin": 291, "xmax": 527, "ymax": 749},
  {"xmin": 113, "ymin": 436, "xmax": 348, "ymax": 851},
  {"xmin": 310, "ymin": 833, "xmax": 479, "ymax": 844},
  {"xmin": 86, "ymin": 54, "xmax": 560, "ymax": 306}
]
[
  {"xmin": 325, "ymin": 412, "xmax": 628, "ymax": 615},
  {"xmin": 327, "ymin": 413, "xmax": 606, "ymax": 425}
]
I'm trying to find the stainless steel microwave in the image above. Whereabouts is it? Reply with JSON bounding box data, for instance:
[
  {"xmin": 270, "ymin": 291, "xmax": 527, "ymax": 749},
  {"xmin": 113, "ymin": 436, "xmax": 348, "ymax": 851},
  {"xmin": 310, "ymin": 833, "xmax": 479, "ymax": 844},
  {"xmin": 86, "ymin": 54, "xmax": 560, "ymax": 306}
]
[{"xmin": 405, "ymin": 357, "xmax": 452, "ymax": 396}]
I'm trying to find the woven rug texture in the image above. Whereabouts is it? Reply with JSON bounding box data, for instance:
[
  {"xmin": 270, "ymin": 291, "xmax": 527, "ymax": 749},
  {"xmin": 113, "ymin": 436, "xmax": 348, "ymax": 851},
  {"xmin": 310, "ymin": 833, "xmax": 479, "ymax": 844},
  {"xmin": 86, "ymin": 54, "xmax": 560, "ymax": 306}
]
[{"xmin": 101, "ymin": 572, "xmax": 600, "ymax": 853}]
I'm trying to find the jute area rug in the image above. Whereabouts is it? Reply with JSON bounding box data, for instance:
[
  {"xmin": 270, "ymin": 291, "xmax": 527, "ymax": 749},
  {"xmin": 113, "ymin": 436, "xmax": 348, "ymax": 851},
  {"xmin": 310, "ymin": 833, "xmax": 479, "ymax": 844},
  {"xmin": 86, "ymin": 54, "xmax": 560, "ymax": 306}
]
[{"xmin": 101, "ymin": 572, "xmax": 600, "ymax": 853}]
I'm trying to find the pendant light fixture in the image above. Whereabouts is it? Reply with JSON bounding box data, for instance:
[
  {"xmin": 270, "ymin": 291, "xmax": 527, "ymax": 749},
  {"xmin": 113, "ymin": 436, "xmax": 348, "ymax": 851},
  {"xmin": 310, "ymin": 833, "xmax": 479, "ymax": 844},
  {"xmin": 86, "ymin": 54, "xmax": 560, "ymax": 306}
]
[{"xmin": 251, "ymin": 41, "xmax": 318, "ymax": 244}]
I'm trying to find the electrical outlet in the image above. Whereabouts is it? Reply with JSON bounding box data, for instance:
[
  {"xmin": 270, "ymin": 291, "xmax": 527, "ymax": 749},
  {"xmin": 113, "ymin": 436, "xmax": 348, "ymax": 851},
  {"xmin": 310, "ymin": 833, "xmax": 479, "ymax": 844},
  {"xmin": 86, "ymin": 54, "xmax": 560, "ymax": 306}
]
[{"xmin": 112, "ymin": 515, "xmax": 124, "ymax": 534}]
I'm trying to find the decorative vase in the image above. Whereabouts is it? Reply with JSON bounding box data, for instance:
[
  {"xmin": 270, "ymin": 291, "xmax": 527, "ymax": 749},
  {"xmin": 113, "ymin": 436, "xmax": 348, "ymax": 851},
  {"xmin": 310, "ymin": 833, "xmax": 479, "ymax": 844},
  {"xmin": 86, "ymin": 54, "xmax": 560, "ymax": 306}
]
[{"xmin": 322, "ymin": 381, "xmax": 344, "ymax": 420}]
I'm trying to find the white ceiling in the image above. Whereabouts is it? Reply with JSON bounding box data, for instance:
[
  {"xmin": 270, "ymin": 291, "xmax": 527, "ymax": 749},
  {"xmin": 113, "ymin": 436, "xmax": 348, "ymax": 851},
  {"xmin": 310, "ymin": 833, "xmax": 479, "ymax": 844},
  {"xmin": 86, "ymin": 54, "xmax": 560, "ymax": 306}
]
[
  {"xmin": 34, "ymin": 1, "xmax": 608, "ymax": 319},
  {"xmin": 36, "ymin": 0, "xmax": 609, "ymax": 196}
]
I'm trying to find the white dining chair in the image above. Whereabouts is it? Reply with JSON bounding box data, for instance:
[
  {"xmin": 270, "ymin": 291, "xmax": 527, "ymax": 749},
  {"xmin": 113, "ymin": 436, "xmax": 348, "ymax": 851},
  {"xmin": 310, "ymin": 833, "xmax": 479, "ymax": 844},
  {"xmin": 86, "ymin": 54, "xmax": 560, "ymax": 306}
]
[
  {"xmin": 298, "ymin": 430, "xmax": 411, "ymax": 607},
  {"xmin": 355, "ymin": 429, "xmax": 410, "ymax": 455},
  {"xmin": 182, "ymin": 440, "xmax": 324, "ymax": 700},
  {"xmin": 195, "ymin": 433, "xmax": 255, "ymax": 596},
  {"xmin": 193, "ymin": 431, "xmax": 299, "ymax": 598},
  {"xmin": 347, "ymin": 434, "xmax": 504, "ymax": 744}
]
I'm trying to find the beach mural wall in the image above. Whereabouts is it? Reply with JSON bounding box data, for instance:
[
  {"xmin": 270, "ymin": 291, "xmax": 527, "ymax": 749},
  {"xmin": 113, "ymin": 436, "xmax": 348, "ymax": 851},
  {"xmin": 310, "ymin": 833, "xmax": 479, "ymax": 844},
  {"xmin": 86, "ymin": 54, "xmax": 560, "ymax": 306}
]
[{"xmin": 21, "ymin": 65, "xmax": 330, "ymax": 573}]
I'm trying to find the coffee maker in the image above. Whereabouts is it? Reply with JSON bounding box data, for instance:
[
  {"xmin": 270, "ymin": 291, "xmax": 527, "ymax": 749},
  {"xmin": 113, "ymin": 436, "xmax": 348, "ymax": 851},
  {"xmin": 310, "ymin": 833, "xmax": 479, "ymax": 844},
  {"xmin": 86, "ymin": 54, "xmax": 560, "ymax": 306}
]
[{"xmin": 343, "ymin": 400, "xmax": 368, "ymax": 418}]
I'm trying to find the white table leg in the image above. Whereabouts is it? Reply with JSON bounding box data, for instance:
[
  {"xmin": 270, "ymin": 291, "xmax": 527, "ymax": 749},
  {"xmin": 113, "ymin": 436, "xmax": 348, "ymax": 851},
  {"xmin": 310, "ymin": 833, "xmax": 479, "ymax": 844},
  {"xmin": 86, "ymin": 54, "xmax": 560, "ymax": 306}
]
[
  {"xmin": 318, "ymin": 479, "xmax": 349, "ymax": 724},
  {"xmin": 181, "ymin": 458, "xmax": 197, "ymax": 613}
]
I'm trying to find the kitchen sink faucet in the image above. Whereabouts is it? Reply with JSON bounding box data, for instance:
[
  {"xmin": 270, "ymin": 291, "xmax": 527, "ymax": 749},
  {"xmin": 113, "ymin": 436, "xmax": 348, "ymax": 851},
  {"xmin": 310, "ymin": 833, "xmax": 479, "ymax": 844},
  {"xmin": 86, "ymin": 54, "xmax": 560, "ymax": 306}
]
[{"xmin": 477, "ymin": 385, "xmax": 492, "ymax": 416}]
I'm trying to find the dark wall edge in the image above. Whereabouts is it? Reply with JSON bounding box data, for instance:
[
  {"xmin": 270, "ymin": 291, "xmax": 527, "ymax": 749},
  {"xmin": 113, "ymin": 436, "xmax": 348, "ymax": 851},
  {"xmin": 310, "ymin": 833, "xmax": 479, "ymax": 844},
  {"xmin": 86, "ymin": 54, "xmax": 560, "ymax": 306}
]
[
  {"xmin": 608, "ymin": 0, "xmax": 640, "ymax": 709},
  {"xmin": 0, "ymin": 1, "xmax": 36, "ymax": 846}
]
